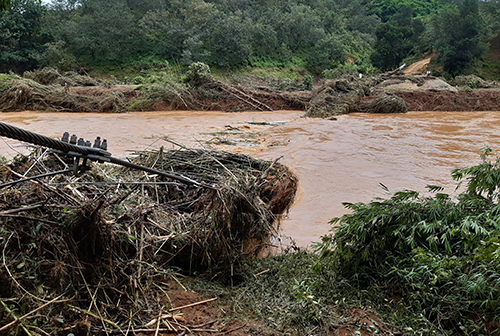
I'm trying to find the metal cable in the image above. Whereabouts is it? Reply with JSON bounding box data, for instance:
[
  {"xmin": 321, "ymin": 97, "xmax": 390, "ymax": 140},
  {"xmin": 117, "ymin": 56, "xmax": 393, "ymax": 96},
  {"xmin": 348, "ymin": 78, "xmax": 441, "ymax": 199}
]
[
  {"xmin": 0, "ymin": 122, "xmax": 100, "ymax": 156},
  {"xmin": 108, "ymin": 156, "xmax": 208, "ymax": 187},
  {"xmin": 0, "ymin": 121, "xmax": 212, "ymax": 188}
]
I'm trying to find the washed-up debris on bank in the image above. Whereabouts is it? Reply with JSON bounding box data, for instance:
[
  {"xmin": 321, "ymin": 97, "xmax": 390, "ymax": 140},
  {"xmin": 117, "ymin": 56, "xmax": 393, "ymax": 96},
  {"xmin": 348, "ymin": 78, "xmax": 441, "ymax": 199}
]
[{"xmin": 0, "ymin": 143, "xmax": 297, "ymax": 334}]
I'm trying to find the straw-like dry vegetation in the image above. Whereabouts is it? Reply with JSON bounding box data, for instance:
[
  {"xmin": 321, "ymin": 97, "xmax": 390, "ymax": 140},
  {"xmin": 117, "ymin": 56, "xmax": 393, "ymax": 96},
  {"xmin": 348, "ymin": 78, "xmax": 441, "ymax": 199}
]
[
  {"xmin": 0, "ymin": 71, "xmax": 128, "ymax": 112},
  {"xmin": 356, "ymin": 95, "xmax": 408, "ymax": 114},
  {"xmin": 0, "ymin": 66, "xmax": 308, "ymax": 113},
  {"xmin": 0, "ymin": 145, "xmax": 297, "ymax": 335}
]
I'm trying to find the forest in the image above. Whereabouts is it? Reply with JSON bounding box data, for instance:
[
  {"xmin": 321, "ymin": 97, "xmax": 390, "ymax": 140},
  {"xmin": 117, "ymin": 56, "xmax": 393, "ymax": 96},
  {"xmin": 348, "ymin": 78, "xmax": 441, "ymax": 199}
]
[{"xmin": 0, "ymin": 0, "xmax": 499, "ymax": 78}]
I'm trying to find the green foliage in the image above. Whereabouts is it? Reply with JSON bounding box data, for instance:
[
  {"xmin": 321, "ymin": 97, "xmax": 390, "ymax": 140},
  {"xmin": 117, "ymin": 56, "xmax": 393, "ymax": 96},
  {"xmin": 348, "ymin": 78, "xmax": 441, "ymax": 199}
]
[
  {"xmin": 323, "ymin": 63, "xmax": 374, "ymax": 79},
  {"xmin": 368, "ymin": 0, "xmax": 449, "ymax": 22},
  {"xmin": 0, "ymin": 0, "xmax": 10, "ymax": 11},
  {"xmin": 37, "ymin": 40, "xmax": 78, "ymax": 71},
  {"xmin": 432, "ymin": 0, "xmax": 488, "ymax": 75},
  {"xmin": 302, "ymin": 76, "xmax": 312, "ymax": 90},
  {"xmin": 183, "ymin": 62, "xmax": 211, "ymax": 86},
  {"xmin": 452, "ymin": 147, "xmax": 500, "ymax": 200},
  {"xmin": 370, "ymin": 7, "xmax": 424, "ymax": 71},
  {"xmin": 127, "ymin": 83, "xmax": 186, "ymax": 111},
  {"xmin": 38, "ymin": 0, "xmax": 380, "ymax": 71},
  {"xmin": 232, "ymin": 250, "xmax": 336, "ymax": 334},
  {"xmin": 316, "ymin": 149, "xmax": 500, "ymax": 333},
  {"xmin": 137, "ymin": 9, "xmax": 191, "ymax": 62},
  {"xmin": 3, "ymin": 0, "xmax": 498, "ymax": 76},
  {"xmin": 0, "ymin": 73, "xmax": 12, "ymax": 81},
  {"xmin": 305, "ymin": 33, "xmax": 345, "ymax": 70},
  {"xmin": 67, "ymin": 0, "xmax": 136, "ymax": 65},
  {"xmin": 0, "ymin": 0, "xmax": 48, "ymax": 73}
]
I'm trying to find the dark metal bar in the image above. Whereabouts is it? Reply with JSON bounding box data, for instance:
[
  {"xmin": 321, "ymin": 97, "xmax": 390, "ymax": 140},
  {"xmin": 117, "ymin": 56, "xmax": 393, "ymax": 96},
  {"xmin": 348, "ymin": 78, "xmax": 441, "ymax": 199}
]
[
  {"xmin": 108, "ymin": 156, "xmax": 204, "ymax": 187},
  {"xmin": 48, "ymin": 182, "xmax": 184, "ymax": 186}
]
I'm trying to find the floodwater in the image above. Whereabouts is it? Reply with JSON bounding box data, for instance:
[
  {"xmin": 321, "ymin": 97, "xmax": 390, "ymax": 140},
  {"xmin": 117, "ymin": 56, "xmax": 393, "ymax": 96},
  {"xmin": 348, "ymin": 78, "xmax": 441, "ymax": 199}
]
[{"xmin": 1, "ymin": 110, "xmax": 500, "ymax": 247}]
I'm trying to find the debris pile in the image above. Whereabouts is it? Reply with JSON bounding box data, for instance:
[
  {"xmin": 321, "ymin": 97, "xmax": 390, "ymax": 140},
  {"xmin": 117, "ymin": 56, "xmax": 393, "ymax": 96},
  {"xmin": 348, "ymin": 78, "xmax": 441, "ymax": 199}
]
[
  {"xmin": 0, "ymin": 74, "xmax": 127, "ymax": 112},
  {"xmin": 23, "ymin": 67, "xmax": 99, "ymax": 87},
  {"xmin": 0, "ymin": 64, "xmax": 306, "ymax": 112},
  {"xmin": 356, "ymin": 94, "xmax": 408, "ymax": 114},
  {"xmin": 184, "ymin": 63, "xmax": 307, "ymax": 112},
  {"xmin": 448, "ymin": 74, "xmax": 499, "ymax": 89},
  {"xmin": 304, "ymin": 75, "xmax": 381, "ymax": 118},
  {"xmin": 0, "ymin": 145, "xmax": 297, "ymax": 334}
]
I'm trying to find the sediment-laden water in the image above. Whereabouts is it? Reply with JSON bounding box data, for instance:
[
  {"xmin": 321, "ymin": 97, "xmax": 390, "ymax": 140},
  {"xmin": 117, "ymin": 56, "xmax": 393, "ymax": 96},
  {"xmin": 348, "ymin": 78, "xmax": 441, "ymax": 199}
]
[{"xmin": 1, "ymin": 110, "xmax": 499, "ymax": 246}]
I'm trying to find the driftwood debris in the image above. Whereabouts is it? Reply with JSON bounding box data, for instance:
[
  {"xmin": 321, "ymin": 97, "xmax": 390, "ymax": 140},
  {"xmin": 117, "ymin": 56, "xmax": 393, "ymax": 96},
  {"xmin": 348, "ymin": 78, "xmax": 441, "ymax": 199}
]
[{"xmin": 0, "ymin": 144, "xmax": 297, "ymax": 335}]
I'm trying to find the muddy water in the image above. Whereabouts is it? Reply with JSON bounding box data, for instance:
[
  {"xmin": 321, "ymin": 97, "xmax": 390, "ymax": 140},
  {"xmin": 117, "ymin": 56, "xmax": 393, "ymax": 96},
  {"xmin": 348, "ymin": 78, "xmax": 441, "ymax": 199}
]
[{"xmin": 1, "ymin": 110, "xmax": 500, "ymax": 247}]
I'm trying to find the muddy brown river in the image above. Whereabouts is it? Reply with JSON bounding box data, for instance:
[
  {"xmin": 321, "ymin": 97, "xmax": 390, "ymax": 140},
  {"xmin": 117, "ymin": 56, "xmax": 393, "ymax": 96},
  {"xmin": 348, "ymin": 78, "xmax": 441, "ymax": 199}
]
[{"xmin": 1, "ymin": 110, "xmax": 499, "ymax": 247}]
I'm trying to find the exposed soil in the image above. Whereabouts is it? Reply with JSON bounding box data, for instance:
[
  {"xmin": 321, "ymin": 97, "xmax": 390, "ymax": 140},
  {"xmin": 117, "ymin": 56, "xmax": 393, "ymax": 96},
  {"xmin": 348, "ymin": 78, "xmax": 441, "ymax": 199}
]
[
  {"xmin": 188, "ymin": 87, "xmax": 309, "ymax": 112},
  {"xmin": 146, "ymin": 77, "xmax": 500, "ymax": 114},
  {"xmin": 403, "ymin": 57, "xmax": 431, "ymax": 75},
  {"xmin": 148, "ymin": 280, "xmax": 280, "ymax": 336}
]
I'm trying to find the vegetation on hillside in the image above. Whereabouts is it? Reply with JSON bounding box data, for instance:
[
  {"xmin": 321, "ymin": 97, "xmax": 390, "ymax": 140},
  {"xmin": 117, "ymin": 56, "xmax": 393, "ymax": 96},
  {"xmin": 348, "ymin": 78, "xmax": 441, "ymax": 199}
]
[{"xmin": 0, "ymin": 0, "xmax": 499, "ymax": 79}]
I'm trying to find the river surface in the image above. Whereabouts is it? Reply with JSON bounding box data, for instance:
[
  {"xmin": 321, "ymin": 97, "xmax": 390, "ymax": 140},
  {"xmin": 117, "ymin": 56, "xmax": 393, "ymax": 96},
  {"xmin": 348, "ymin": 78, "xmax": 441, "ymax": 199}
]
[{"xmin": 1, "ymin": 110, "xmax": 500, "ymax": 247}]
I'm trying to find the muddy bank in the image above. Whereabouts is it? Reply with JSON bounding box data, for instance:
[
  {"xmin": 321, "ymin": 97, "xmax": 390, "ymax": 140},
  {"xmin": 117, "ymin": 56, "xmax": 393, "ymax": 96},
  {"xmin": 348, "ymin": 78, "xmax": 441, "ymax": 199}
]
[
  {"xmin": 2, "ymin": 67, "xmax": 500, "ymax": 114},
  {"xmin": 0, "ymin": 68, "xmax": 309, "ymax": 113}
]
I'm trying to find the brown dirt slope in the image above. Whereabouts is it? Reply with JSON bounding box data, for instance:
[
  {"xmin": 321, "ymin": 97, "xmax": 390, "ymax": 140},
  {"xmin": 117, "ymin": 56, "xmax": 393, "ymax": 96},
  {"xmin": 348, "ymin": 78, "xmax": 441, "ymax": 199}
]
[{"xmin": 403, "ymin": 58, "xmax": 431, "ymax": 75}]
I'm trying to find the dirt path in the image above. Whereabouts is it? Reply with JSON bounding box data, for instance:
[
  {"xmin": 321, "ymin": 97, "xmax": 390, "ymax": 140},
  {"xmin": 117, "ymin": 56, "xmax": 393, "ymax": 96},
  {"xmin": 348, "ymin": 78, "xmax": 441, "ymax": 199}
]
[{"xmin": 404, "ymin": 58, "xmax": 431, "ymax": 75}]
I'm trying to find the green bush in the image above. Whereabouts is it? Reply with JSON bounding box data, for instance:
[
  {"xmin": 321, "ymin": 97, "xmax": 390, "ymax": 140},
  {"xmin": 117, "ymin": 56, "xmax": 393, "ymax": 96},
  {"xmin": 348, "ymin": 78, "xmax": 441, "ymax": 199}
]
[
  {"xmin": 316, "ymin": 147, "xmax": 500, "ymax": 333},
  {"xmin": 322, "ymin": 63, "xmax": 374, "ymax": 79},
  {"xmin": 183, "ymin": 62, "xmax": 212, "ymax": 86}
]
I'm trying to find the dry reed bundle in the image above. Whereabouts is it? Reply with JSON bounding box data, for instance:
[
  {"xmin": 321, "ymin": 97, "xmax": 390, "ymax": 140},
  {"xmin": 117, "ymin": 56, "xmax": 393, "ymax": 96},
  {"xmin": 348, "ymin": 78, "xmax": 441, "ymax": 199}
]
[
  {"xmin": 23, "ymin": 67, "xmax": 99, "ymax": 86},
  {"xmin": 129, "ymin": 83, "xmax": 193, "ymax": 111},
  {"xmin": 0, "ymin": 146, "xmax": 297, "ymax": 334},
  {"xmin": 356, "ymin": 95, "xmax": 408, "ymax": 113},
  {"xmin": 0, "ymin": 75, "xmax": 126, "ymax": 112}
]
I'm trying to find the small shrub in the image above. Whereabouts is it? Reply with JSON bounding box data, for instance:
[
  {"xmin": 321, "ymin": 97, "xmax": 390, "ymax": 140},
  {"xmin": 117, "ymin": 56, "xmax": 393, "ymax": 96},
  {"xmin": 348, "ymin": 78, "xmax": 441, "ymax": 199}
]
[
  {"xmin": 323, "ymin": 63, "xmax": 373, "ymax": 79},
  {"xmin": 183, "ymin": 62, "xmax": 212, "ymax": 86},
  {"xmin": 132, "ymin": 75, "xmax": 145, "ymax": 84}
]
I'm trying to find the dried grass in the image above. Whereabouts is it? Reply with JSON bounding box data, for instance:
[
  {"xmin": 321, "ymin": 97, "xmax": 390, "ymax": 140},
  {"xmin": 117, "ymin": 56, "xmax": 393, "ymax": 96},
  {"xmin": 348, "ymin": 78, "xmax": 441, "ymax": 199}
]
[
  {"xmin": 449, "ymin": 75, "xmax": 499, "ymax": 89},
  {"xmin": 0, "ymin": 145, "xmax": 297, "ymax": 334},
  {"xmin": 356, "ymin": 95, "xmax": 408, "ymax": 114},
  {"xmin": 23, "ymin": 67, "xmax": 99, "ymax": 86},
  {"xmin": 0, "ymin": 74, "xmax": 126, "ymax": 112}
]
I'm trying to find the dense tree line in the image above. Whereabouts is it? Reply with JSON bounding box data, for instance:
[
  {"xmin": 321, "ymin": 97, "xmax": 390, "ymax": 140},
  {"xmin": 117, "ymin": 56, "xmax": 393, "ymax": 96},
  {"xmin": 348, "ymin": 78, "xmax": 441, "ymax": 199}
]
[{"xmin": 0, "ymin": 0, "xmax": 499, "ymax": 76}]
